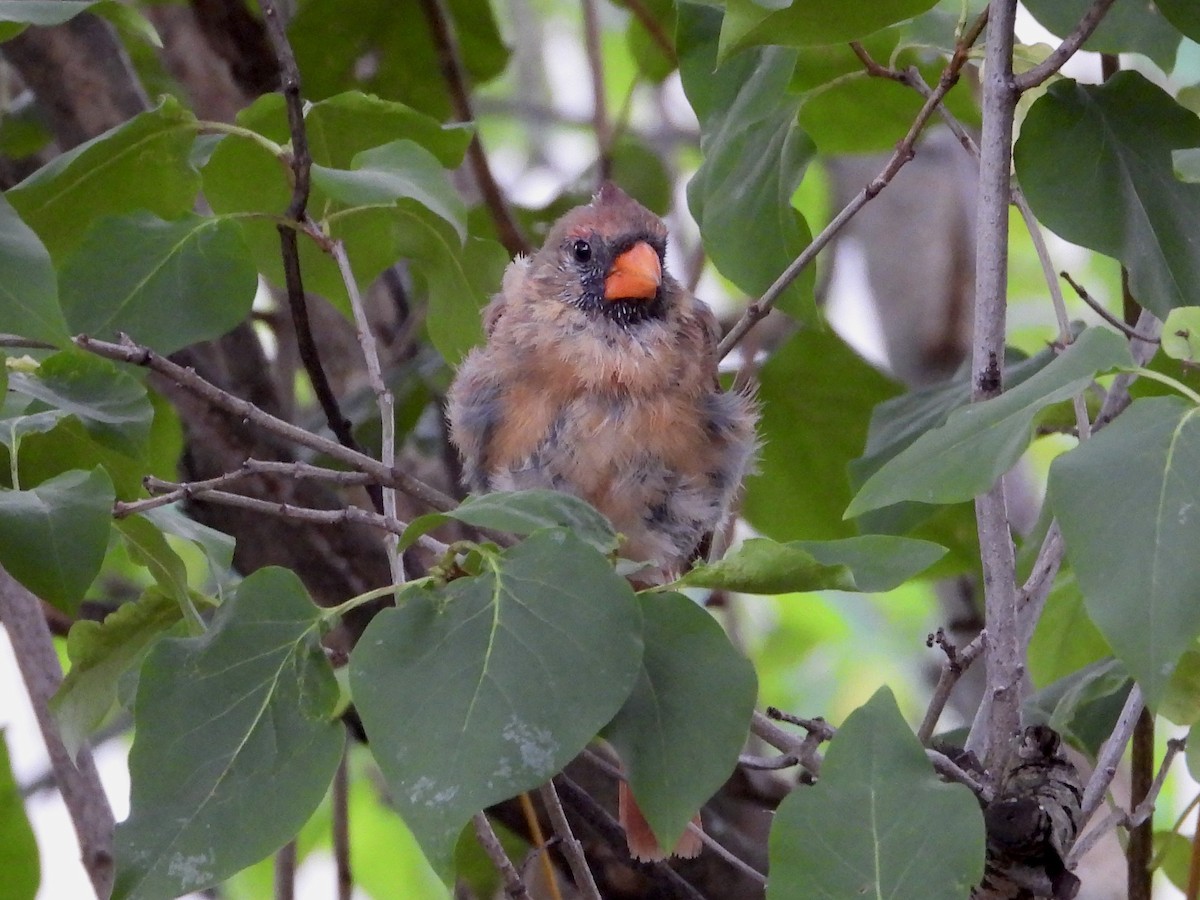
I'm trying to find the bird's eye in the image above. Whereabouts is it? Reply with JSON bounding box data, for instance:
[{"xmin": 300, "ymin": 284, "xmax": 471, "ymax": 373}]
[{"xmin": 572, "ymin": 240, "xmax": 592, "ymax": 263}]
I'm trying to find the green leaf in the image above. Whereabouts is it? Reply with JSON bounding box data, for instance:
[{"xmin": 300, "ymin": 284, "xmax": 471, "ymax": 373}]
[
  {"xmin": 680, "ymin": 3, "xmax": 816, "ymax": 321},
  {"xmin": 7, "ymin": 97, "xmax": 199, "ymax": 259},
  {"xmin": 305, "ymin": 92, "xmax": 472, "ymax": 169},
  {"xmin": 0, "ymin": 192, "xmax": 66, "ymax": 346},
  {"xmin": 603, "ymin": 592, "xmax": 756, "ymax": 852},
  {"xmin": 51, "ymin": 588, "xmax": 182, "ymax": 760},
  {"xmin": 1157, "ymin": 0, "xmax": 1200, "ymax": 42},
  {"xmin": 113, "ymin": 568, "xmax": 344, "ymax": 900},
  {"xmin": 720, "ymin": 0, "xmax": 938, "ymax": 61},
  {"xmin": 1187, "ymin": 722, "xmax": 1200, "ymax": 781},
  {"xmin": 1049, "ymin": 396, "xmax": 1200, "ymax": 708},
  {"xmin": 1022, "ymin": 0, "xmax": 1182, "ymax": 70},
  {"xmin": 8, "ymin": 351, "xmax": 153, "ymax": 458},
  {"xmin": 400, "ymin": 489, "xmax": 618, "ymax": 554},
  {"xmin": 1173, "ymin": 148, "xmax": 1200, "ymax": 183},
  {"xmin": 0, "ymin": 467, "xmax": 113, "ymax": 612},
  {"xmin": 1157, "ymin": 829, "xmax": 1193, "ymax": 894},
  {"xmin": 1023, "ymin": 658, "xmax": 1131, "ymax": 757},
  {"xmin": 768, "ymin": 687, "xmax": 984, "ymax": 900},
  {"xmin": 1027, "ymin": 570, "xmax": 1110, "ymax": 688},
  {"xmin": 350, "ymin": 530, "xmax": 642, "ymax": 875},
  {"xmin": 744, "ymin": 327, "xmax": 900, "ymax": 539},
  {"xmin": 1161, "ymin": 649, "xmax": 1200, "ymax": 726},
  {"xmin": 0, "ymin": 732, "xmax": 38, "ymax": 900},
  {"xmin": 847, "ymin": 327, "xmax": 1133, "ymax": 517},
  {"xmin": 1162, "ymin": 307, "xmax": 1200, "ymax": 363},
  {"xmin": 674, "ymin": 535, "xmax": 944, "ymax": 594},
  {"xmin": 142, "ymin": 505, "xmax": 236, "ymax": 593},
  {"xmin": 58, "ymin": 212, "xmax": 256, "ymax": 355},
  {"xmin": 311, "ymin": 140, "xmax": 466, "ymax": 238},
  {"xmin": 115, "ymin": 515, "xmax": 195, "ymax": 618},
  {"xmin": 0, "ymin": 0, "xmax": 95, "ymax": 42},
  {"xmin": 1015, "ymin": 73, "xmax": 1200, "ymax": 318}
]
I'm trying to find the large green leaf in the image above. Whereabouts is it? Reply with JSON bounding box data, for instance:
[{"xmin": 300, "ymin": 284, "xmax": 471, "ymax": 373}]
[
  {"xmin": 1015, "ymin": 73, "xmax": 1200, "ymax": 318},
  {"xmin": 399, "ymin": 489, "xmax": 618, "ymax": 554},
  {"xmin": 1048, "ymin": 396, "xmax": 1200, "ymax": 708},
  {"xmin": 52, "ymin": 588, "xmax": 182, "ymax": 759},
  {"xmin": 311, "ymin": 140, "xmax": 466, "ymax": 238},
  {"xmin": 743, "ymin": 327, "xmax": 900, "ymax": 540},
  {"xmin": 602, "ymin": 592, "xmax": 756, "ymax": 853},
  {"xmin": 113, "ymin": 568, "xmax": 344, "ymax": 900},
  {"xmin": 1027, "ymin": 570, "xmax": 1111, "ymax": 688},
  {"xmin": 846, "ymin": 327, "xmax": 1132, "ymax": 517},
  {"xmin": 680, "ymin": 3, "xmax": 816, "ymax": 321},
  {"xmin": 6, "ymin": 98, "xmax": 199, "ymax": 259},
  {"xmin": 0, "ymin": 0, "xmax": 95, "ymax": 41},
  {"xmin": 305, "ymin": 92, "xmax": 472, "ymax": 169},
  {"xmin": 349, "ymin": 530, "xmax": 643, "ymax": 875},
  {"xmin": 0, "ymin": 467, "xmax": 113, "ymax": 612},
  {"xmin": 8, "ymin": 351, "xmax": 153, "ymax": 458},
  {"xmin": 1022, "ymin": 0, "xmax": 1183, "ymax": 70},
  {"xmin": 0, "ymin": 192, "xmax": 66, "ymax": 346},
  {"xmin": 768, "ymin": 687, "xmax": 984, "ymax": 899},
  {"xmin": 0, "ymin": 732, "xmax": 38, "ymax": 900},
  {"xmin": 719, "ymin": 0, "xmax": 938, "ymax": 61},
  {"xmin": 1157, "ymin": 0, "xmax": 1200, "ymax": 42},
  {"xmin": 58, "ymin": 212, "xmax": 256, "ymax": 355}
]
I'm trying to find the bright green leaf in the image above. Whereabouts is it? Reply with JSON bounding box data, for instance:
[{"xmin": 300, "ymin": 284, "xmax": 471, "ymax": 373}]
[
  {"xmin": 680, "ymin": 3, "xmax": 816, "ymax": 321},
  {"xmin": 311, "ymin": 140, "xmax": 466, "ymax": 238},
  {"xmin": 719, "ymin": 0, "xmax": 938, "ymax": 61},
  {"xmin": 0, "ymin": 732, "xmax": 38, "ymax": 900},
  {"xmin": 115, "ymin": 515, "xmax": 195, "ymax": 619},
  {"xmin": 1015, "ymin": 73, "xmax": 1200, "ymax": 318},
  {"xmin": 1027, "ymin": 570, "xmax": 1110, "ymax": 688},
  {"xmin": 113, "ymin": 568, "xmax": 344, "ymax": 900},
  {"xmin": 8, "ymin": 351, "xmax": 153, "ymax": 458},
  {"xmin": 0, "ymin": 467, "xmax": 113, "ymax": 612},
  {"xmin": 847, "ymin": 327, "xmax": 1132, "ymax": 517},
  {"xmin": 603, "ymin": 592, "xmax": 756, "ymax": 853},
  {"xmin": 768, "ymin": 687, "xmax": 984, "ymax": 899},
  {"xmin": 305, "ymin": 92, "xmax": 472, "ymax": 169},
  {"xmin": 1049, "ymin": 396, "xmax": 1200, "ymax": 708},
  {"xmin": 1162, "ymin": 307, "xmax": 1200, "ymax": 363},
  {"xmin": 745, "ymin": 327, "xmax": 901, "ymax": 540},
  {"xmin": 6, "ymin": 97, "xmax": 199, "ymax": 259},
  {"xmin": 0, "ymin": 192, "xmax": 66, "ymax": 346},
  {"xmin": 1157, "ymin": 829, "xmax": 1193, "ymax": 894},
  {"xmin": 1161, "ymin": 649, "xmax": 1200, "ymax": 726},
  {"xmin": 58, "ymin": 212, "xmax": 257, "ymax": 355},
  {"xmin": 350, "ymin": 530, "xmax": 642, "ymax": 875},
  {"xmin": 401, "ymin": 489, "xmax": 617, "ymax": 553},
  {"xmin": 52, "ymin": 588, "xmax": 182, "ymax": 760}
]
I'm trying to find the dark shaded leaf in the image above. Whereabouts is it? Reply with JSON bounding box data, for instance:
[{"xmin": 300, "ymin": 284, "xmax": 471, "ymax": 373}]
[
  {"xmin": 113, "ymin": 568, "xmax": 343, "ymax": 899},
  {"xmin": 0, "ymin": 193, "xmax": 66, "ymax": 346},
  {"xmin": 350, "ymin": 530, "xmax": 642, "ymax": 875},
  {"xmin": 1022, "ymin": 0, "xmax": 1182, "ymax": 69},
  {"xmin": 603, "ymin": 593, "xmax": 756, "ymax": 851},
  {"xmin": 1024, "ymin": 658, "xmax": 1131, "ymax": 757},
  {"xmin": 768, "ymin": 687, "xmax": 984, "ymax": 899}
]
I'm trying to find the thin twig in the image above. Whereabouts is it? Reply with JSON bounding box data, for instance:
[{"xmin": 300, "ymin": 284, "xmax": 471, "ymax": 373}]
[
  {"xmin": 517, "ymin": 792, "xmax": 561, "ymax": 900},
  {"xmin": 750, "ymin": 710, "xmax": 825, "ymax": 776},
  {"xmin": 257, "ymin": 0, "xmax": 378, "ymax": 510},
  {"xmin": 1078, "ymin": 686, "xmax": 1146, "ymax": 828},
  {"xmin": 738, "ymin": 751, "xmax": 800, "ymax": 771},
  {"xmin": 1060, "ymin": 271, "xmax": 1161, "ymax": 343},
  {"xmin": 539, "ymin": 781, "xmax": 602, "ymax": 900},
  {"xmin": 0, "ymin": 567, "xmax": 115, "ymax": 897},
  {"xmin": 580, "ymin": 0, "xmax": 612, "ymax": 181},
  {"xmin": 330, "ymin": 238, "xmax": 404, "ymax": 584},
  {"xmin": 1013, "ymin": 0, "xmax": 1121, "ymax": 91},
  {"xmin": 274, "ymin": 840, "xmax": 296, "ymax": 900},
  {"xmin": 74, "ymin": 335, "xmax": 457, "ymax": 513},
  {"xmin": 333, "ymin": 751, "xmax": 351, "ymax": 900},
  {"xmin": 474, "ymin": 812, "xmax": 534, "ymax": 900},
  {"xmin": 918, "ymin": 631, "xmax": 986, "ymax": 744},
  {"xmin": 418, "ymin": 0, "xmax": 530, "ymax": 256},
  {"xmin": 716, "ymin": 10, "xmax": 987, "ymax": 360},
  {"xmin": 1068, "ymin": 732, "xmax": 1183, "ymax": 866},
  {"xmin": 928, "ymin": 748, "xmax": 993, "ymax": 802},
  {"xmin": 1017, "ymin": 522, "xmax": 1063, "ymax": 645}
]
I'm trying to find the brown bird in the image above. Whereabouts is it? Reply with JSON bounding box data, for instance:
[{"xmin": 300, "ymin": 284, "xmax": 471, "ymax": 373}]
[{"xmin": 446, "ymin": 182, "xmax": 757, "ymax": 859}]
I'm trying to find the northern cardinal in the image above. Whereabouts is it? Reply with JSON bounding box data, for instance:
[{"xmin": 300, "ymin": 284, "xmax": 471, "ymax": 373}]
[{"xmin": 446, "ymin": 182, "xmax": 757, "ymax": 860}]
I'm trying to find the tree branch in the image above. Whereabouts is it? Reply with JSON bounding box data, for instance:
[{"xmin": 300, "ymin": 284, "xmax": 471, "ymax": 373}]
[
  {"xmin": 963, "ymin": 0, "xmax": 1022, "ymax": 774},
  {"xmin": 417, "ymin": 0, "xmax": 530, "ymax": 256},
  {"xmin": 539, "ymin": 780, "xmax": 602, "ymax": 900},
  {"xmin": 0, "ymin": 567, "xmax": 115, "ymax": 897},
  {"xmin": 580, "ymin": 0, "xmax": 612, "ymax": 182},
  {"xmin": 74, "ymin": 335, "xmax": 457, "ymax": 513},
  {"xmin": 918, "ymin": 631, "xmax": 986, "ymax": 744},
  {"xmin": 1012, "ymin": 0, "xmax": 1120, "ymax": 91},
  {"xmin": 474, "ymin": 812, "xmax": 534, "ymax": 900}
]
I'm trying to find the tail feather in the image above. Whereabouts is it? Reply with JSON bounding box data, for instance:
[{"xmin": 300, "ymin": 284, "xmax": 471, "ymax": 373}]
[{"xmin": 618, "ymin": 781, "xmax": 704, "ymax": 862}]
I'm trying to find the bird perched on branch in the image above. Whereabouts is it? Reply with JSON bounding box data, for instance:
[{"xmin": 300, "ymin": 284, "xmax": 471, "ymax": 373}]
[{"xmin": 447, "ymin": 182, "xmax": 757, "ymax": 859}]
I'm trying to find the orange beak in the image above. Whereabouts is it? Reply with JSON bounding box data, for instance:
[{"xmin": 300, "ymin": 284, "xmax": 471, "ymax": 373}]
[{"xmin": 604, "ymin": 242, "xmax": 661, "ymax": 301}]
